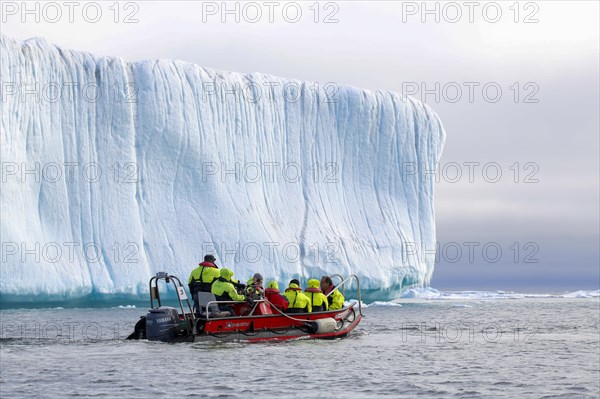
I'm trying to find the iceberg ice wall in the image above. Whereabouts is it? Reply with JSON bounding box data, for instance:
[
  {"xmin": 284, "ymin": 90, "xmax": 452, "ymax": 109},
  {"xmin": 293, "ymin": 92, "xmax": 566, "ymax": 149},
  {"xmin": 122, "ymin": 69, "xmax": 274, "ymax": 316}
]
[{"xmin": 0, "ymin": 35, "xmax": 445, "ymax": 302}]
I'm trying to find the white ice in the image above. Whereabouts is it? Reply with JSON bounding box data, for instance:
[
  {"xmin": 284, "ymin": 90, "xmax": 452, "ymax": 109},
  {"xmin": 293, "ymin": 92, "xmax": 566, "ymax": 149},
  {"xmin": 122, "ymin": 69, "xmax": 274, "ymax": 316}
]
[{"xmin": 1, "ymin": 35, "xmax": 445, "ymax": 301}]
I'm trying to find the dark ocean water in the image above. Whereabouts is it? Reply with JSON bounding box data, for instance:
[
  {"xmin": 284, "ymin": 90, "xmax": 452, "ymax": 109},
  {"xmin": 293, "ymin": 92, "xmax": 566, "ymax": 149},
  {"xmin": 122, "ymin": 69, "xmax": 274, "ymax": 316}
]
[{"xmin": 1, "ymin": 297, "xmax": 599, "ymax": 398}]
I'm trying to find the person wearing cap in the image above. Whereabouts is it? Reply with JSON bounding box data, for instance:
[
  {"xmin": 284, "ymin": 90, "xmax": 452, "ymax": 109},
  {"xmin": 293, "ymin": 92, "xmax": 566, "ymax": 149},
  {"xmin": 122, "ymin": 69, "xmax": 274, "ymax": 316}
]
[
  {"xmin": 188, "ymin": 254, "xmax": 220, "ymax": 296},
  {"xmin": 211, "ymin": 268, "xmax": 246, "ymax": 312},
  {"xmin": 264, "ymin": 281, "xmax": 288, "ymax": 312},
  {"xmin": 320, "ymin": 275, "xmax": 344, "ymax": 310},
  {"xmin": 246, "ymin": 273, "xmax": 264, "ymax": 298},
  {"xmin": 283, "ymin": 279, "xmax": 312, "ymax": 313},
  {"xmin": 304, "ymin": 279, "xmax": 329, "ymax": 312}
]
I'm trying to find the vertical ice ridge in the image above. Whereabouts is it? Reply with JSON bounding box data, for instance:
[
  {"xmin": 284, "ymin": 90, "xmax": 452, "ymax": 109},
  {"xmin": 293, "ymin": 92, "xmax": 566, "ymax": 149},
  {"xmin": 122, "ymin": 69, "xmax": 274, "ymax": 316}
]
[{"xmin": 1, "ymin": 34, "xmax": 445, "ymax": 300}]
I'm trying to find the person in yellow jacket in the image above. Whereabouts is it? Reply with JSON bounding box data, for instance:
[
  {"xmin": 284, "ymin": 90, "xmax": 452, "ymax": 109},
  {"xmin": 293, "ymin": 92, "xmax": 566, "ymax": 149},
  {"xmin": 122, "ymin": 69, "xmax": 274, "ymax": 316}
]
[
  {"xmin": 304, "ymin": 279, "xmax": 329, "ymax": 312},
  {"xmin": 211, "ymin": 268, "xmax": 246, "ymax": 312},
  {"xmin": 320, "ymin": 275, "xmax": 345, "ymax": 310},
  {"xmin": 283, "ymin": 279, "xmax": 312, "ymax": 313},
  {"xmin": 188, "ymin": 255, "xmax": 220, "ymax": 296}
]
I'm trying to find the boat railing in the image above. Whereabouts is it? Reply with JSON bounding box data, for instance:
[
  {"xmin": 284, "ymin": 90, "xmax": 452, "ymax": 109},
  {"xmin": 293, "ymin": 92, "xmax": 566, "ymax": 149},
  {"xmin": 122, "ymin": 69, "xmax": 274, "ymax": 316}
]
[
  {"xmin": 203, "ymin": 274, "xmax": 363, "ymax": 320},
  {"xmin": 326, "ymin": 274, "xmax": 362, "ymax": 316},
  {"xmin": 331, "ymin": 274, "xmax": 345, "ymax": 294},
  {"xmin": 149, "ymin": 272, "xmax": 195, "ymax": 334},
  {"xmin": 204, "ymin": 299, "xmax": 254, "ymax": 320}
]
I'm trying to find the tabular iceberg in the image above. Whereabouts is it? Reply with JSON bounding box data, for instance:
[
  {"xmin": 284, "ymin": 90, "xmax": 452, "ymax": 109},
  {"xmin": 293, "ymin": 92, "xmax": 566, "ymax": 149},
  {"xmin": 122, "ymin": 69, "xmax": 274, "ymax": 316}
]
[{"xmin": 0, "ymin": 34, "xmax": 445, "ymax": 303}]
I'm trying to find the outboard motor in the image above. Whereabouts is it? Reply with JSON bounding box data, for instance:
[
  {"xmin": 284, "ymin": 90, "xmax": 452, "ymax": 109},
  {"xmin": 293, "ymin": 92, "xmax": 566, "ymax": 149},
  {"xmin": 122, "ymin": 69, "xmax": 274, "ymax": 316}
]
[{"xmin": 146, "ymin": 306, "xmax": 180, "ymax": 341}]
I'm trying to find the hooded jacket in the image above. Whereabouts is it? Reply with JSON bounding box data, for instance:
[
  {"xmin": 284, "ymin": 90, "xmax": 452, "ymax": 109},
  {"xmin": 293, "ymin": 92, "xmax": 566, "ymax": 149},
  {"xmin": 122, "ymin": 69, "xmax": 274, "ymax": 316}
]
[
  {"xmin": 284, "ymin": 283, "xmax": 312, "ymax": 313},
  {"xmin": 304, "ymin": 279, "xmax": 329, "ymax": 312},
  {"xmin": 211, "ymin": 268, "xmax": 245, "ymax": 303},
  {"xmin": 264, "ymin": 281, "xmax": 289, "ymax": 311}
]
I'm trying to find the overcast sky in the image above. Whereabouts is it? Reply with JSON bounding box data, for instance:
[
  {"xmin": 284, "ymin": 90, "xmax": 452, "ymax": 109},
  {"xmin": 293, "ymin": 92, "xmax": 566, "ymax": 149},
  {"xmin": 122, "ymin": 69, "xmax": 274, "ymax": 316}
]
[{"xmin": 2, "ymin": 0, "xmax": 598, "ymax": 291}]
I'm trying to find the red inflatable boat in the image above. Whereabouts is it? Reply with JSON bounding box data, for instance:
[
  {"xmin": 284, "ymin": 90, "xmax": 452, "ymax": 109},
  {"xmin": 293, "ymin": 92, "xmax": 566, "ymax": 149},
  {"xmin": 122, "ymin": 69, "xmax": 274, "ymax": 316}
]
[{"xmin": 127, "ymin": 272, "xmax": 363, "ymax": 343}]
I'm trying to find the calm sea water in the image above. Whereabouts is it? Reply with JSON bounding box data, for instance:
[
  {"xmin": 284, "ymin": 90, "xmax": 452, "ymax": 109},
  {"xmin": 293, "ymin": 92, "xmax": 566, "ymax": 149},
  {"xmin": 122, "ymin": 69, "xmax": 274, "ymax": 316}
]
[{"xmin": 1, "ymin": 297, "xmax": 599, "ymax": 398}]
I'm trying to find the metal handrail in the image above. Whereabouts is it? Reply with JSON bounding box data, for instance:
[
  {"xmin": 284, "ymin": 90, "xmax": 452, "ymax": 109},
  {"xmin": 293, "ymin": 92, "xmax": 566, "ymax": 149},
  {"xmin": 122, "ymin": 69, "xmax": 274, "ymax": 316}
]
[
  {"xmin": 330, "ymin": 274, "xmax": 345, "ymax": 296},
  {"xmin": 204, "ymin": 299, "xmax": 251, "ymax": 320},
  {"xmin": 148, "ymin": 272, "xmax": 195, "ymax": 335},
  {"xmin": 325, "ymin": 274, "xmax": 362, "ymax": 315}
]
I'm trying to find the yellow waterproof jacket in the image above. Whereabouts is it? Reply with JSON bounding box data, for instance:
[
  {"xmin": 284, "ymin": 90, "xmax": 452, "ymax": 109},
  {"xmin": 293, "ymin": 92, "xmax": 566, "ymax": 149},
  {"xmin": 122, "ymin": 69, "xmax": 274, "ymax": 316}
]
[
  {"xmin": 304, "ymin": 279, "xmax": 328, "ymax": 311},
  {"xmin": 284, "ymin": 283, "xmax": 312, "ymax": 312},
  {"xmin": 211, "ymin": 268, "xmax": 245, "ymax": 302},
  {"xmin": 327, "ymin": 286, "xmax": 345, "ymax": 310},
  {"xmin": 188, "ymin": 262, "xmax": 220, "ymax": 285}
]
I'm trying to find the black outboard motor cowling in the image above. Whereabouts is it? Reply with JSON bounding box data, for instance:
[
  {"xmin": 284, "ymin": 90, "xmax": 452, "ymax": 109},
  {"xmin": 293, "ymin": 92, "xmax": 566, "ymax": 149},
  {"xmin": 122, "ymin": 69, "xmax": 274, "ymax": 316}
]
[{"xmin": 146, "ymin": 306, "xmax": 180, "ymax": 341}]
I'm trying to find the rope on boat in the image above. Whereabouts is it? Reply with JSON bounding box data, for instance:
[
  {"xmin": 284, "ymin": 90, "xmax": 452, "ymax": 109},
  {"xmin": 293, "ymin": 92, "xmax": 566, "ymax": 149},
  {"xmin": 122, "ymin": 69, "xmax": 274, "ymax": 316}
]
[
  {"xmin": 266, "ymin": 327, "xmax": 291, "ymax": 335},
  {"xmin": 207, "ymin": 299, "xmax": 357, "ymax": 338},
  {"xmin": 262, "ymin": 298, "xmax": 314, "ymax": 325},
  {"xmin": 207, "ymin": 331, "xmax": 236, "ymax": 339},
  {"xmin": 260, "ymin": 298, "xmax": 318, "ymax": 333},
  {"xmin": 239, "ymin": 329, "xmax": 260, "ymax": 337}
]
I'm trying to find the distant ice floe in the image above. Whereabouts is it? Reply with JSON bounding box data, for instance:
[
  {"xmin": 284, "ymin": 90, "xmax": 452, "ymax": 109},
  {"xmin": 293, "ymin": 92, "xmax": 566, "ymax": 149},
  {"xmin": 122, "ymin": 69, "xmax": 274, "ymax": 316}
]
[
  {"xmin": 344, "ymin": 299, "xmax": 402, "ymax": 308},
  {"xmin": 370, "ymin": 301, "xmax": 403, "ymax": 307},
  {"xmin": 394, "ymin": 287, "xmax": 600, "ymax": 300},
  {"xmin": 561, "ymin": 290, "xmax": 600, "ymax": 298},
  {"xmin": 343, "ymin": 288, "xmax": 598, "ymax": 308}
]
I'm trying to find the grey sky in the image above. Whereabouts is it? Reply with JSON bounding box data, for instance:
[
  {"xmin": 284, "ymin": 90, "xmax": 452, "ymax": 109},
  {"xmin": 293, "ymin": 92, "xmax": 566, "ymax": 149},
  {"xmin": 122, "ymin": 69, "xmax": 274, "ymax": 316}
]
[{"xmin": 2, "ymin": 0, "xmax": 598, "ymax": 291}]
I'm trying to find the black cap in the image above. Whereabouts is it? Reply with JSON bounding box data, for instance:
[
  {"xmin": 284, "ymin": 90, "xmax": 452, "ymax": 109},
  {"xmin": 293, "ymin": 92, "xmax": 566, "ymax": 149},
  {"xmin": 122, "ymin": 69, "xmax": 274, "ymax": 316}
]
[
  {"xmin": 204, "ymin": 254, "xmax": 216, "ymax": 263},
  {"xmin": 290, "ymin": 278, "xmax": 300, "ymax": 285}
]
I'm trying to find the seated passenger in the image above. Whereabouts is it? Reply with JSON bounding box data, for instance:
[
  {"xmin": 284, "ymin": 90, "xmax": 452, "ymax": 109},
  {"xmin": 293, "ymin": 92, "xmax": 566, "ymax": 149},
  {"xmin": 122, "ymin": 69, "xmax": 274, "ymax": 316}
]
[
  {"xmin": 246, "ymin": 273, "xmax": 264, "ymax": 298},
  {"xmin": 283, "ymin": 279, "xmax": 312, "ymax": 313},
  {"xmin": 264, "ymin": 281, "xmax": 289, "ymax": 312},
  {"xmin": 188, "ymin": 254, "xmax": 220, "ymax": 296},
  {"xmin": 320, "ymin": 275, "xmax": 345, "ymax": 310},
  {"xmin": 304, "ymin": 279, "xmax": 329, "ymax": 312},
  {"xmin": 189, "ymin": 255, "xmax": 221, "ymax": 314},
  {"xmin": 211, "ymin": 268, "xmax": 246, "ymax": 312}
]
